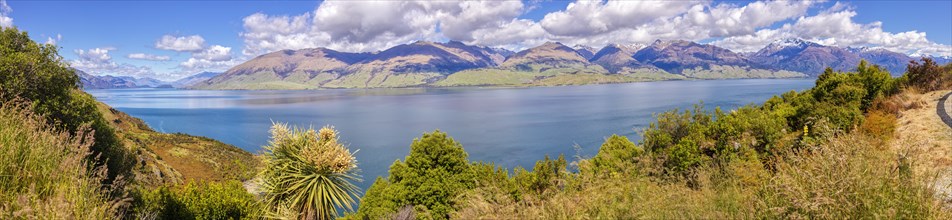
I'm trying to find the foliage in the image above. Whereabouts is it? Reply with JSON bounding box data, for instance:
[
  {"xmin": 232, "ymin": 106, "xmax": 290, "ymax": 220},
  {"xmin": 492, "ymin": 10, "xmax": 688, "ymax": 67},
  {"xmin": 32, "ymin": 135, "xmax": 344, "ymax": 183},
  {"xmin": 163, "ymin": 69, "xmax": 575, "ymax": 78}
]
[
  {"xmin": 859, "ymin": 110, "xmax": 897, "ymax": 147},
  {"xmin": 0, "ymin": 100, "xmax": 121, "ymax": 219},
  {"xmin": 903, "ymin": 58, "xmax": 949, "ymax": 91},
  {"xmin": 446, "ymin": 59, "xmax": 952, "ymax": 218},
  {"xmin": 130, "ymin": 181, "xmax": 261, "ymax": 219},
  {"xmin": 587, "ymin": 135, "xmax": 642, "ymax": 175},
  {"xmin": 0, "ymin": 27, "xmax": 133, "ymax": 181},
  {"xmin": 260, "ymin": 124, "xmax": 361, "ymax": 220},
  {"xmin": 356, "ymin": 131, "xmax": 475, "ymax": 220}
]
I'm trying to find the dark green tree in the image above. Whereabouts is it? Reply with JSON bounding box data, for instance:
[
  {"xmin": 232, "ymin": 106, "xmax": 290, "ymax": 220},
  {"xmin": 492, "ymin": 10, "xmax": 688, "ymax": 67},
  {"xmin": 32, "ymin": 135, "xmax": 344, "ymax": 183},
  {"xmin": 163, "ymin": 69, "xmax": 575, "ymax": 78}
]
[{"xmin": 357, "ymin": 131, "xmax": 475, "ymax": 219}]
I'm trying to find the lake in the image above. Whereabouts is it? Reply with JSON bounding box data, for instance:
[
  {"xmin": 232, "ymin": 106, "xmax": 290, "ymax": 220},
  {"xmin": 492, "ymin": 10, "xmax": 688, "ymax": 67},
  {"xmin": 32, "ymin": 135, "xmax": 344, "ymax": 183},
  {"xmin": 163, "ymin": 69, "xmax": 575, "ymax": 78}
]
[{"xmin": 88, "ymin": 79, "xmax": 815, "ymax": 191}]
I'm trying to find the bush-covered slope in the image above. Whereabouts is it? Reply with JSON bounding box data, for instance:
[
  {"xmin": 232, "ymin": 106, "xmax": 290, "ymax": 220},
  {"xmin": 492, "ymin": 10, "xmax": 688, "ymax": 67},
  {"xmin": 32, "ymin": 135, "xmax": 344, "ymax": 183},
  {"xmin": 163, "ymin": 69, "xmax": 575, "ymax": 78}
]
[{"xmin": 356, "ymin": 60, "xmax": 952, "ymax": 219}]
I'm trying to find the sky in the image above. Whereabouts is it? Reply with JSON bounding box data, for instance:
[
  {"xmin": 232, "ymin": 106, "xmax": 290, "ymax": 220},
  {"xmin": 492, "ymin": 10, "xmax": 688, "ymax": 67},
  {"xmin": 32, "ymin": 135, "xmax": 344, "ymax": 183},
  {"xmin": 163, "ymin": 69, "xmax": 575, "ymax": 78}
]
[{"xmin": 1, "ymin": 0, "xmax": 950, "ymax": 81}]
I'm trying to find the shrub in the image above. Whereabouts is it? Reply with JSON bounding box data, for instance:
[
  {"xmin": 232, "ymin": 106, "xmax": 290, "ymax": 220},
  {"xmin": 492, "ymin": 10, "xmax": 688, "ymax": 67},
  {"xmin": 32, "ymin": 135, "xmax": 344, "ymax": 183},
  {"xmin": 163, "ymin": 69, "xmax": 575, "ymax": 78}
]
[
  {"xmin": 859, "ymin": 110, "xmax": 897, "ymax": 147},
  {"xmin": 588, "ymin": 135, "xmax": 642, "ymax": 175},
  {"xmin": 904, "ymin": 58, "xmax": 948, "ymax": 91},
  {"xmin": 356, "ymin": 131, "xmax": 475, "ymax": 220},
  {"xmin": 130, "ymin": 181, "xmax": 261, "ymax": 219},
  {"xmin": 260, "ymin": 124, "xmax": 361, "ymax": 220}
]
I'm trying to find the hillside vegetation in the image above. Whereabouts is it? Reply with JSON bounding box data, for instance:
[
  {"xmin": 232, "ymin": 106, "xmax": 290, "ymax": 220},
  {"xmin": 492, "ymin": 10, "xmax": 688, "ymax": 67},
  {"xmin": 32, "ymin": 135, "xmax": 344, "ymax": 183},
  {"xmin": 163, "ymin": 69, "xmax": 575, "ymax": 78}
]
[
  {"xmin": 4, "ymin": 26, "xmax": 952, "ymax": 219},
  {"xmin": 0, "ymin": 27, "xmax": 261, "ymax": 218},
  {"xmin": 354, "ymin": 59, "xmax": 952, "ymax": 219}
]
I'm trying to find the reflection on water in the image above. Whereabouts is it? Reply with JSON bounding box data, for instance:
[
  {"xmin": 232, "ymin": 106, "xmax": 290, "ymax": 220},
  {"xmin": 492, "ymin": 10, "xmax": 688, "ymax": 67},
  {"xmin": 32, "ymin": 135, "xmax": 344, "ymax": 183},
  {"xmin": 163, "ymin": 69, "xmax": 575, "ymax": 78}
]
[{"xmin": 88, "ymin": 79, "xmax": 815, "ymax": 192}]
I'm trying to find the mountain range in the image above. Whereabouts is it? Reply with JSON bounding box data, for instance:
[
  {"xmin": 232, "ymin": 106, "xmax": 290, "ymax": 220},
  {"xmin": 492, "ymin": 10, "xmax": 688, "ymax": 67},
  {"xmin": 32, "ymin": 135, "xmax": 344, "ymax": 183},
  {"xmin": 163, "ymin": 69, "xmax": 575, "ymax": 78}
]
[
  {"xmin": 78, "ymin": 70, "xmax": 220, "ymax": 89},
  {"xmin": 150, "ymin": 38, "xmax": 951, "ymax": 89}
]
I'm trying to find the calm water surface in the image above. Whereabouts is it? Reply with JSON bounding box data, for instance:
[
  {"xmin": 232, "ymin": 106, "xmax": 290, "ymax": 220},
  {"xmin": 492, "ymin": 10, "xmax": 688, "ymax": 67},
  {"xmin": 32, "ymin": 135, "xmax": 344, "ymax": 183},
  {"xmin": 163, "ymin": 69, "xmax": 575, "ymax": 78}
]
[{"xmin": 88, "ymin": 79, "xmax": 814, "ymax": 191}]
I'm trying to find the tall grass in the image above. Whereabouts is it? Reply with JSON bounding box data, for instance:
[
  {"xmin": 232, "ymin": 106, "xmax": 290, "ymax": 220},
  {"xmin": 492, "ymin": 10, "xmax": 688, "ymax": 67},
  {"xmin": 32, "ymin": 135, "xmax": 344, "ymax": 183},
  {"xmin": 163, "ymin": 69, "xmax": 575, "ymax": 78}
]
[
  {"xmin": 0, "ymin": 100, "xmax": 123, "ymax": 219},
  {"xmin": 454, "ymin": 131, "xmax": 948, "ymax": 219}
]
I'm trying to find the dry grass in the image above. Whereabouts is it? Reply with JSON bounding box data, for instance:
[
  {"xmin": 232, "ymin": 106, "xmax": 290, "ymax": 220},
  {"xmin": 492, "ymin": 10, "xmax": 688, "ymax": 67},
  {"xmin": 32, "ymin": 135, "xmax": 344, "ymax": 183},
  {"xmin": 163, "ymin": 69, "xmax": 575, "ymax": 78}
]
[
  {"xmin": 891, "ymin": 90, "xmax": 952, "ymax": 169},
  {"xmin": 0, "ymin": 100, "xmax": 125, "ymax": 219},
  {"xmin": 96, "ymin": 101, "xmax": 260, "ymax": 186},
  {"xmin": 889, "ymin": 89, "xmax": 952, "ymax": 205}
]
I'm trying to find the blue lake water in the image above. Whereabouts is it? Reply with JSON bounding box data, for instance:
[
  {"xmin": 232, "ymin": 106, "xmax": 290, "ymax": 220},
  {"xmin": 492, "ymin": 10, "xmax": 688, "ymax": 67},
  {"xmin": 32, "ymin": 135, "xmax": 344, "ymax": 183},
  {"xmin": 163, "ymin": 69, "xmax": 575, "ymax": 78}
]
[{"xmin": 88, "ymin": 79, "xmax": 815, "ymax": 191}]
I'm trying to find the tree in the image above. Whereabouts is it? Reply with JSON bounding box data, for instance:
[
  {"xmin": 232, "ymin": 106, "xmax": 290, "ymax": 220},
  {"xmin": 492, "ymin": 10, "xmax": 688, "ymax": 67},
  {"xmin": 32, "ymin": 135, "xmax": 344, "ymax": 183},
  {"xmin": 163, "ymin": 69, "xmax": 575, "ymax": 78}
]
[
  {"xmin": 260, "ymin": 124, "xmax": 361, "ymax": 220},
  {"xmin": 357, "ymin": 130, "xmax": 475, "ymax": 220},
  {"xmin": 904, "ymin": 57, "xmax": 946, "ymax": 91}
]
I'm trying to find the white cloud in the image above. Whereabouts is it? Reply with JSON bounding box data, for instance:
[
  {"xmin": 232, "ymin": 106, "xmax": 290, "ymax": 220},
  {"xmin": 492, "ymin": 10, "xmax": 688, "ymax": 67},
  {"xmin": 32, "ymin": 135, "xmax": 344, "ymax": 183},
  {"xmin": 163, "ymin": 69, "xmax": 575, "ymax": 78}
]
[
  {"xmin": 237, "ymin": 0, "xmax": 949, "ymax": 57},
  {"xmin": 192, "ymin": 45, "xmax": 232, "ymax": 62},
  {"xmin": 177, "ymin": 44, "xmax": 237, "ymax": 73},
  {"xmin": 0, "ymin": 0, "xmax": 13, "ymax": 28},
  {"xmin": 713, "ymin": 6, "xmax": 952, "ymax": 56},
  {"xmin": 70, "ymin": 47, "xmax": 159, "ymax": 79},
  {"xmin": 155, "ymin": 34, "xmax": 206, "ymax": 52},
  {"xmin": 240, "ymin": 0, "xmax": 540, "ymax": 55},
  {"xmin": 44, "ymin": 34, "xmax": 61, "ymax": 45},
  {"xmin": 540, "ymin": 0, "xmax": 698, "ymax": 37},
  {"xmin": 680, "ymin": 0, "xmax": 815, "ymax": 37},
  {"xmin": 127, "ymin": 53, "xmax": 171, "ymax": 61}
]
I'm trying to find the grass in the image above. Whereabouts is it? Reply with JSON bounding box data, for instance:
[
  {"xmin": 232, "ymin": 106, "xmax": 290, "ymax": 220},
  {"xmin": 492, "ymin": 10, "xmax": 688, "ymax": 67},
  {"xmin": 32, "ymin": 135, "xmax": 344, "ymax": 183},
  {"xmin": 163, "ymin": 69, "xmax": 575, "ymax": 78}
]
[
  {"xmin": 0, "ymin": 100, "xmax": 122, "ymax": 219},
  {"xmin": 889, "ymin": 89, "xmax": 952, "ymax": 202},
  {"xmin": 432, "ymin": 69, "xmax": 542, "ymax": 86},
  {"xmin": 453, "ymin": 131, "xmax": 949, "ymax": 219},
  {"xmin": 680, "ymin": 65, "xmax": 806, "ymax": 79},
  {"xmin": 95, "ymin": 101, "xmax": 260, "ymax": 185},
  {"xmin": 433, "ymin": 67, "xmax": 684, "ymax": 87}
]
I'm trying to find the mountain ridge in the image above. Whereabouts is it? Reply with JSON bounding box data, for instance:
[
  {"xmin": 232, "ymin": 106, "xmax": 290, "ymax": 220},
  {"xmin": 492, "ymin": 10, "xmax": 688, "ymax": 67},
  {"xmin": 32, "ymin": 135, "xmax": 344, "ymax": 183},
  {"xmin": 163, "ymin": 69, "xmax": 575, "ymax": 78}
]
[{"xmin": 192, "ymin": 38, "xmax": 948, "ymax": 89}]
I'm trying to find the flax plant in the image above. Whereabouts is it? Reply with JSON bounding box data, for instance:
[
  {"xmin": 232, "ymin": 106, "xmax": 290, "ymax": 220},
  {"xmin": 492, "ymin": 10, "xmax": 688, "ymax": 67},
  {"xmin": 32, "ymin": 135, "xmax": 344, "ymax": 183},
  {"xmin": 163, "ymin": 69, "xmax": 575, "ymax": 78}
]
[{"xmin": 260, "ymin": 123, "xmax": 361, "ymax": 220}]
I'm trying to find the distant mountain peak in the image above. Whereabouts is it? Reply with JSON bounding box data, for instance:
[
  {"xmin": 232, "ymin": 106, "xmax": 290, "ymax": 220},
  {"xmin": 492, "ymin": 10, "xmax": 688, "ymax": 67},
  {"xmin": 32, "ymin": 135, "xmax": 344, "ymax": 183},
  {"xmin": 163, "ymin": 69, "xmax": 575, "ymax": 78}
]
[
  {"xmin": 764, "ymin": 38, "xmax": 820, "ymax": 50},
  {"xmin": 846, "ymin": 46, "xmax": 891, "ymax": 54},
  {"xmin": 650, "ymin": 39, "xmax": 693, "ymax": 49},
  {"xmin": 572, "ymin": 44, "xmax": 595, "ymax": 51}
]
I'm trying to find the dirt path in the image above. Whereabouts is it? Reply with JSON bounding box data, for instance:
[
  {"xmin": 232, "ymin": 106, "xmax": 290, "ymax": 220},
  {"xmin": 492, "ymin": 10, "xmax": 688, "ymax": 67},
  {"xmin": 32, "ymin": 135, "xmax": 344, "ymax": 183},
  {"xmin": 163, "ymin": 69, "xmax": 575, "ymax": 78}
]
[
  {"xmin": 940, "ymin": 91, "xmax": 952, "ymax": 129},
  {"xmin": 892, "ymin": 90, "xmax": 952, "ymax": 203}
]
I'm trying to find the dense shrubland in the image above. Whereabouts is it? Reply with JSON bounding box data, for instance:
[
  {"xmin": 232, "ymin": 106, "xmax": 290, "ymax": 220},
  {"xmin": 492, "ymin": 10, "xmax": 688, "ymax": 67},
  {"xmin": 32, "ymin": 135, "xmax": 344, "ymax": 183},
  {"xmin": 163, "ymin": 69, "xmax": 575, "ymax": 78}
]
[
  {"xmin": 356, "ymin": 60, "xmax": 952, "ymax": 219},
  {"xmin": 3, "ymin": 25, "xmax": 952, "ymax": 219}
]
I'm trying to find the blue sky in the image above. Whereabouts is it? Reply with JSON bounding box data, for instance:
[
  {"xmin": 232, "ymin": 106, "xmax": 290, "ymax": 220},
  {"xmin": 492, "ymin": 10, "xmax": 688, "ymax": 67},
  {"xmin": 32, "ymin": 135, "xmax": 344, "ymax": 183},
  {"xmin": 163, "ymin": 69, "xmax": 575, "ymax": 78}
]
[{"xmin": 1, "ymin": 0, "xmax": 950, "ymax": 80}]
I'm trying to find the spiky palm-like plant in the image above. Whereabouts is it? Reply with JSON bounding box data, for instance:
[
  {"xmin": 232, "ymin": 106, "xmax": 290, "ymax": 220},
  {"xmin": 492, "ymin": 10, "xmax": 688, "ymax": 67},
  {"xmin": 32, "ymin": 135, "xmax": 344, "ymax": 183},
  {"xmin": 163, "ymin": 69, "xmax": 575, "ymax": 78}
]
[{"xmin": 261, "ymin": 124, "xmax": 361, "ymax": 220}]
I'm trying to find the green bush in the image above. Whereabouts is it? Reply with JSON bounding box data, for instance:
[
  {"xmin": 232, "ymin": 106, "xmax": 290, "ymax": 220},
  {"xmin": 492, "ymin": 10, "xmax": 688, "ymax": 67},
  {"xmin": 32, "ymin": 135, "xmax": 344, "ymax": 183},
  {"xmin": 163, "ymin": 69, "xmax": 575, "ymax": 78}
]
[
  {"xmin": 357, "ymin": 131, "xmax": 475, "ymax": 220},
  {"xmin": 0, "ymin": 27, "xmax": 132, "ymax": 181},
  {"xmin": 588, "ymin": 135, "xmax": 642, "ymax": 175},
  {"xmin": 130, "ymin": 181, "xmax": 261, "ymax": 219}
]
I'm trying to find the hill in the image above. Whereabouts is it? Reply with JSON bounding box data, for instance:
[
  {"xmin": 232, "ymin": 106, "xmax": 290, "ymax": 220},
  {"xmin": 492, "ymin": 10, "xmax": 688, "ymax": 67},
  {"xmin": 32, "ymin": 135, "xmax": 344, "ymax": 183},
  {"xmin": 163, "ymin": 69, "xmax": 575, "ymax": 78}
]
[{"xmin": 171, "ymin": 72, "xmax": 221, "ymax": 88}]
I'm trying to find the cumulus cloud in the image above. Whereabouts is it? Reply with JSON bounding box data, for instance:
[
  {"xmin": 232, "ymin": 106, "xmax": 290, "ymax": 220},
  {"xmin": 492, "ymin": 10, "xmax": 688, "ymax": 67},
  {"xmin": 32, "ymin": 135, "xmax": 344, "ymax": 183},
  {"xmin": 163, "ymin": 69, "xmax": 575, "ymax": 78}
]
[
  {"xmin": 238, "ymin": 0, "xmax": 950, "ymax": 57},
  {"xmin": 155, "ymin": 34, "xmax": 206, "ymax": 52},
  {"xmin": 192, "ymin": 45, "xmax": 232, "ymax": 62},
  {"xmin": 177, "ymin": 44, "xmax": 238, "ymax": 74},
  {"xmin": 70, "ymin": 47, "xmax": 159, "ymax": 79},
  {"xmin": 127, "ymin": 53, "xmax": 171, "ymax": 61},
  {"xmin": 540, "ymin": 0, "xmax": 698, "ymax": 37},
  {"xmin": 713, "ymin": 5, "xmax": 952, "ymax": 56},
  {"xmin": 240, "ymin": 0, "xmax": 545, "ymax": 55},
  {"xmin": 0, "ymin": 0, "xmax": 13, "ymax": 28}
]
